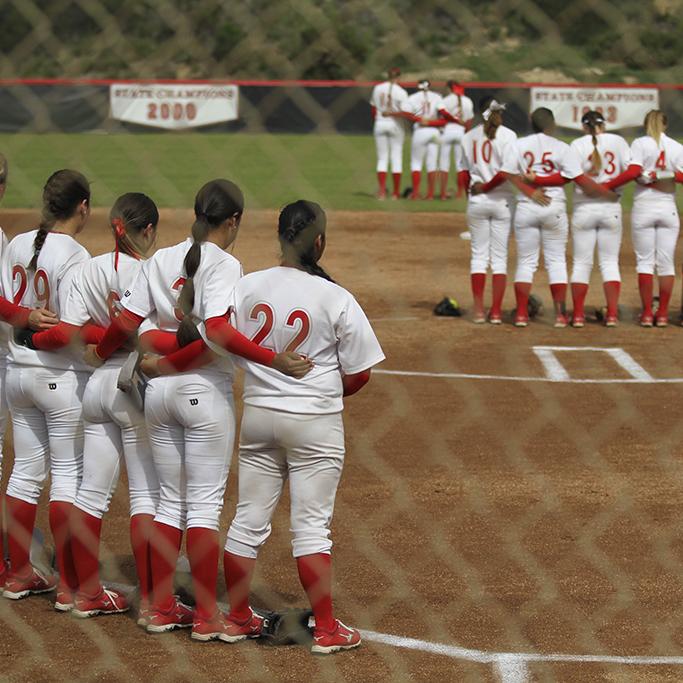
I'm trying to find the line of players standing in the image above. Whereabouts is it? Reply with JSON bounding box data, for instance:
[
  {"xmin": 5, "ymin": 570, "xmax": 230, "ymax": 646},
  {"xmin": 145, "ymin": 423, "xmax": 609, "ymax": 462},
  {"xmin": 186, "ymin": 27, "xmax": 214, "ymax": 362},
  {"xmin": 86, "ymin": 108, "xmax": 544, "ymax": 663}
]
[{"xmin": 370, "ymin": 69, "xmax": 683, "ymax": 328}]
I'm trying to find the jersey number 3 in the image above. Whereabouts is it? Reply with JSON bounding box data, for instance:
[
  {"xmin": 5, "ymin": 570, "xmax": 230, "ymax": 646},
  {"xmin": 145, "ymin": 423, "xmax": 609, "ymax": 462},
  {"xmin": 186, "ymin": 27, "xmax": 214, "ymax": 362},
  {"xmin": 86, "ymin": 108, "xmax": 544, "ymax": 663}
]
[
  {"xmin": 12, "ymin": 265, "xmax": 50, "ymax": 307},
  {"xmin": 249, "ymin": 303, "xmax": 311, "ymax": 352}
]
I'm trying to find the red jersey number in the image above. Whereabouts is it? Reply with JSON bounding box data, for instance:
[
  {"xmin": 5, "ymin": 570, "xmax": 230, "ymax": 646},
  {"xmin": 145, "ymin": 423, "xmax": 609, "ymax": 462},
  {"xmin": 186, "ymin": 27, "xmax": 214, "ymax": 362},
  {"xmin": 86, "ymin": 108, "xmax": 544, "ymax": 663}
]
[
  {"xmin": 12, "ymin": 265, "xmax": 27, "ymax": 305},
  {"xmin": 248, "ymin": 303, "xmax": 311, "ymax": 354},
  {"xmin": 107, "ymin": 291, "xmax": 121, "ymax": 321},
  {"xmin": 12, "ymin": 265, "xmax": 50, "ymax": 307},
  {"xmin": 472, "ymin": 139, "xmax": 493, "ymax": 164},
  {"xmin": 171, "ymin": 277, "xmax": 186, "ymax": 322},
  {"xmin": 523, "ymin": 151, "xmax": 555, "ymax": 174},
  {"xmin": 655, "ymin": 151, "xmax": 666, "ymax": 171}
]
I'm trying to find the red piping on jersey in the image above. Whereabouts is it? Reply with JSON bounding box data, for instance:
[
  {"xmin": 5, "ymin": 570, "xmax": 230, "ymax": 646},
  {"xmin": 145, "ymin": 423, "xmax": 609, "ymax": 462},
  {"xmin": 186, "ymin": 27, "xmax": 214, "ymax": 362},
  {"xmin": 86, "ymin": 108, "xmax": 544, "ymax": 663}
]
[
  {"xmin": 95, "ymin": 309, "xmax": 144, "ymax": 359},
  {"xmin": 158, "ymin": 339, "xmax": 213, "ymax": 374},
  {"xmin": 342, "ymin": 369, "xmax": 371, "ymax": 397},
  {"xmin": 205, "ymin": 316, "xmax": 276, "ymax": 367},
  {"xmin": 139, "ymin": 329, "xmax": 179, "ymax": 355},
  {"xmin": 604, "ymin": 164, "xmax": 642, "ymax": 190},
  {"xmin": 0, "ymin": 297, "xmax": 31, "ymax": 328}
]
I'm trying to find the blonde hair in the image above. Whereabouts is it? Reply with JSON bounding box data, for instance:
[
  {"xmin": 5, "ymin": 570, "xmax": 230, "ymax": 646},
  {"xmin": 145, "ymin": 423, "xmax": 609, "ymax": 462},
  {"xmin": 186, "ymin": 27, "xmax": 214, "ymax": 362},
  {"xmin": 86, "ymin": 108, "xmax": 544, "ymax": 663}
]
[{"xmin": 644, "ymin": 110, "xmax": 667, "ymax": 145}]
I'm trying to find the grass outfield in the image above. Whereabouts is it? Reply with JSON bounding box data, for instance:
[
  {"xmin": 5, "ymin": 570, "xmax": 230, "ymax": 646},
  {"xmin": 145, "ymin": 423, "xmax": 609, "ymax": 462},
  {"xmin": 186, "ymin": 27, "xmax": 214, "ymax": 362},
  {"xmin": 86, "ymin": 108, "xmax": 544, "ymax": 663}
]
[{"xmin": 0, "ymin": 131, "xmax": 663, "ymax": 212}]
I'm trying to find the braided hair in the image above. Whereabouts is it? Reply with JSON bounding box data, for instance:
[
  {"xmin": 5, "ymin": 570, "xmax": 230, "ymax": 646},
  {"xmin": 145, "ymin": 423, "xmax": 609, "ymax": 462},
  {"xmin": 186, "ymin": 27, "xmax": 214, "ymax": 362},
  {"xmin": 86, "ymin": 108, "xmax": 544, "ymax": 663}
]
[
  {"xmin": 176, "ymin": 179, "xmax": 244, "ymax": 347},
  {"xmin": 109, "ymin": 192, "xmax": 159, "ymax": 269},
  {"xmin": 29, "ymin": 169, "xmax": 90, "ymax": 271},
  {"xmin": 582, "ymin": 110, "xmax": 605, "ymax": 174},
  {"xmin": 278, "ymin": 200, "xmax": 334, "ymax": 283}
]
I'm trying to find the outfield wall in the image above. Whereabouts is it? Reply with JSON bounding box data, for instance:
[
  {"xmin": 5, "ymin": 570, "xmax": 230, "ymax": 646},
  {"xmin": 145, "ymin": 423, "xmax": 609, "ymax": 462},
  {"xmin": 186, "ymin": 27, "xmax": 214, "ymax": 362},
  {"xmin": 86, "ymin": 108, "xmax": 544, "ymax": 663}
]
[{"xmin": 1, "ymin": 80, "xmax": 682, "ymax": 135}]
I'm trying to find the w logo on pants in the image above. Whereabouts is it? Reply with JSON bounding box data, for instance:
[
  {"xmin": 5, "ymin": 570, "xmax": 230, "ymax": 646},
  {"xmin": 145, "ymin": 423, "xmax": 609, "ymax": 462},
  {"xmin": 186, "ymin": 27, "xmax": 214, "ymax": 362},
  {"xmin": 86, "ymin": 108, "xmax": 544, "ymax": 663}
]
[{"xmin": 189, "ymin": 398, "xmax": 199, "ymax": 406}]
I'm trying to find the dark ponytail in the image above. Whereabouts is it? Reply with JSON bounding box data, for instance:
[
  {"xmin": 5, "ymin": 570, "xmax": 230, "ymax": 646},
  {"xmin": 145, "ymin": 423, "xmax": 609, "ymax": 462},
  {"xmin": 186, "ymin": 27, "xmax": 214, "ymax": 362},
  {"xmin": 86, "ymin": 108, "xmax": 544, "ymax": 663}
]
[
  {"xmin": 29, "ymin": 169, "xmax": 90, "ymax": 271},
  {"xmin": 278, "ymin": 200, "xmax": 334, "ymax": 283},
  {"xmin": 581, "ymin": 110, "xmax": 605, "ymax": 174},
  {"xmin": 176, "ymin": 179, "xmax": 244, "ymax": 347},
  {"xmin": 109, "ymin": 192, "xmax": 159, "ymax": 269}
]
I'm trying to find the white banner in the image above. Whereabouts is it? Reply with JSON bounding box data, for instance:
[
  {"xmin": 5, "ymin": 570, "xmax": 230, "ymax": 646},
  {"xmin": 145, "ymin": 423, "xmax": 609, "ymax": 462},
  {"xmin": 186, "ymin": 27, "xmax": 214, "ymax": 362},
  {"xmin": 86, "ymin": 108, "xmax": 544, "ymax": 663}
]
[
  {"xmin": 109, "ymin": 83, "xmax": 239, "ymax": 129},
  {"xmin": 530, "ymin": 87, "xmax": 659, "ymax": 130}
]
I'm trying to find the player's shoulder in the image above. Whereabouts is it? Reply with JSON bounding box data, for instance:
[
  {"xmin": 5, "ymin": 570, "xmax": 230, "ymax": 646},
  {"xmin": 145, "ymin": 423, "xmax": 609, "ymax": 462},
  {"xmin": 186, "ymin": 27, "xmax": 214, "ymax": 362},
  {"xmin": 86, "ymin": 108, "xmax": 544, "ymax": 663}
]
[
  {"xmin": 498, "ymin": 125, "xmax": 517, "ymax": 141},
  {"xmin": 463, "ymin": 125, "xmax": 481, "ymax": 141},
  {"xmin": 7, "ymin": 229, "xmax": 36, "ymax": 250},
  {"xmin": 663, "ymin": 134, "xmax": 683, "ymax": 152},
  {"xmin": 49, "ymin": 232, "xmax": 90, "ymax": 260}
]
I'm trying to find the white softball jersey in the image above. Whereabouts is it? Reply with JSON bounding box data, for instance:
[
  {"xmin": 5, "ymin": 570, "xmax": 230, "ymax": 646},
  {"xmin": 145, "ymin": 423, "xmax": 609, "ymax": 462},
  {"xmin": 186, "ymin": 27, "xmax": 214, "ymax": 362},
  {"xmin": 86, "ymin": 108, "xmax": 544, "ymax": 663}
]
[
  {"xmin": 460, "ymin": 124, "xmax": 518, "ymax": 201},
  {"xmin": 370, "ymin": 81, "xmax": 408, "ymax": 118},
  {"xmin": 502, "ymin": 133, "xmax": 583, "ymax": 205},
  {"xmin": 231, "ymin": 266, "xmax": 385, "ymax": 415},
  {"xmin": 1, "ymin": 230, "xmax": 90, "ymax": 370},
  {"xmin": 402, "ymin": 90, "xmax": 444, "ymax": 130},
  {"xmin": 0, "ymin": 228, "xmax": 9, "ymax": 350},
  {"xmin": 440, "ymin": 93, "xmax": 474, "ymax": 128},
  {"xmin": 570, "ymin": 133, "xmax": 631, "ymax": 204},
  {"xmin": 630, "ymin": 133, "xmax": 683, "ymax": 206},
  {"xmin": 122, "ymin": 237, "xmax": 241, "ymax": 376}
]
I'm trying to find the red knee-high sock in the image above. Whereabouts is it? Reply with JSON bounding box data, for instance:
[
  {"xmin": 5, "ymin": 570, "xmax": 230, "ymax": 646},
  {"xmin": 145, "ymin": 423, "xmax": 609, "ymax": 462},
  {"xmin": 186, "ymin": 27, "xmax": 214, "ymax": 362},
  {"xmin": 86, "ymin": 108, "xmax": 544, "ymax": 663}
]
[
  {"xmin": 426, "ymin": 171, "xmax": 437, "ymax": 199},
  {"xmin": 658, "ymin": 275, "xmax": 674, "ymax": 318},
  {"xmin": 224, "ymin": 551, "xmax": 257, "ymax": 623},
  {"xmin": 0, "ymin": 492, "xmax": 4, "ymax": 570},
  {"xmin": 550, "ymin": 283, "xmax": 567, "ymax": 313},
  {"xmin": 571, "ymin": 283, "xmax": 589, "ymax": 319},
  {"xmin": 376, "ymin": 171, "xmax": 387, "ymax": 195},
  {"xmin": 491, "ymin": 274, "xmax": 507, "ymax": 317},
  {"xmin": 150, "ymin": 522, "xmax": 182, "ymax": 613},
  {"xmin": 603, "ymin": 281, "xmax": 620, "ymax": 318},
  {"xmin": 49, "ymin": 501, "xmax": 78, "ymax": 593},
  {"xmin": 411, "ymin": 171, "xmax": 421, "ymax": 198},
  {"xmin": 6, "ymin": 496, "xmax": 36, "ymax": 578},
  {"xmin": 514, "ymin": 282, "xmax": 531, "ymax": 317},
  {"xmin": 439, "ymin": 171, "xmax": 449, "ymax": 198},
  {"xmin": 392, "ymin": 173, "xmax": 401, "ymax": 197},
  {"xmin": 638, "ymin": 273, "xmax": 654, "ymax": 316},
  {"xmin": 70, "ymin": 506, "xmax": 102, "ymax": 598},
  {"xmin": 130, "ymin": 514, "xmax": 154, "ymax": 604},
  {"xmin": 186, "ymin": 527, "xmax": 219, "ymax": 622},
  {"xmin": 296, "ymin": 553, "xmax": 334, "ymax": 633},
  {"xmin": 470, "ymin": 273, "xmax": 486, "ymax": 314}
]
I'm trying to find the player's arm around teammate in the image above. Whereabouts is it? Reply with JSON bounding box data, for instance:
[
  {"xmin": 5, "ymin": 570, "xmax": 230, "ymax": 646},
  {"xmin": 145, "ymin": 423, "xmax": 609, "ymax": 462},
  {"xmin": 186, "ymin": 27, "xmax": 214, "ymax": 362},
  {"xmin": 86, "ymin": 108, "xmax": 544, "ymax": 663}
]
[
  {"xmin": 222, "ymin": 200, "xmax": 385, "ymax": 655},
  {"xmin": 1, "ymin": 170, "xmax": 91, "ymax": 610}
]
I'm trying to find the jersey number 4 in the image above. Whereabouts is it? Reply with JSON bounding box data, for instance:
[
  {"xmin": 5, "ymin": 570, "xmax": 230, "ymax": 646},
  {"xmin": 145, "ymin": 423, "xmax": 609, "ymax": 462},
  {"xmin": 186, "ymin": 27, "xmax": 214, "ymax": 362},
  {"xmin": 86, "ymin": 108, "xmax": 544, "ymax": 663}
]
[
  {"xmin": 249, "ymin": 303, "xmax": 311, "ymax": 352},
  {"xmin": 12, "ymin": 265, "xmax": 50, "ymax": 307}
]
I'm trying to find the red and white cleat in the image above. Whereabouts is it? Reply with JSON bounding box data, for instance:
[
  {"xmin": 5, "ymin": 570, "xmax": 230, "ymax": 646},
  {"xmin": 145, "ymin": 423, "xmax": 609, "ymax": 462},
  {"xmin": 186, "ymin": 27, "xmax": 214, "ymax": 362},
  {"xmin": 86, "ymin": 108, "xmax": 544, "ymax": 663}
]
[
  {"xmin": 472, "ymin": 310, "xmax": 486, "ymax": 324},
  {"xmin": 72, "ymin": 587, "xmax": 129, "ymax": 618},
  {"xmin": 640, "ymin": 313, "xmax": 654, "ymax": 327},
  {"xmin": 55, "ymin": 589, "xmax": 75, "ymax": 612},
  {"xmin": 311, "ymin": 619, "xmax": 361, "ymax": 655},
  {"xmin": 513, "ymin": 314, "xmax": 529, "ymax": 328},
  {"xmin": 554, "ymin": 313, "xmax": 569, "ymax": 329},
  {"xmin": 488, "ymin": 313, "xmax": 502, "ymax": 325},
  {"xmin": 605, "ymin": 315, "xmax": 618, "ymax": 327},
  {"xmin": 655, "ymin": 315, "xmax": 668, "ymax": 328},
  {"xmin": 571, "ymin": 315, "xmax": 585, "ymax": 328},
  {"xmin": 375, "ymin": 191, "xmax": 387, "ymax": 201},
  {"xmin": 146, "ymin": 598, "xmax": 194, "ymax": 633},
  {"xmin": 3, "ymin": 568, "xmax": 57, "ymax": 600},
  {"xmin": 137, "ymin": 600, "xmax": 152, "ymax": 628},
  {"xmin": 192, "ymin": 609, "xmax": 264, "ymax": 643}
]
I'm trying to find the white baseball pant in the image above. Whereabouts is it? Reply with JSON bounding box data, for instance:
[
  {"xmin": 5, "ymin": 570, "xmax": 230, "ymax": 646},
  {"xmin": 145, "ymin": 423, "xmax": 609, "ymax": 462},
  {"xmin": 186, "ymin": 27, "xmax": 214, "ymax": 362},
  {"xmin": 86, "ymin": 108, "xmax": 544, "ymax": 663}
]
[
  {"xmin": 630, "ymin": 202, "xmax": 680, "ymax": 276},
  {"xmin": 514, "ymin": 202, "xmax": 569, "ymax": 284},
  {"xmin": 374, "ymin": 119, "xmax": 405, "ymax": 173},
  {"xmin": 225, "ymin": 406, "xmax": 345, "ymax": 560},
  {"xmin": 0, "ymin": 352, "xmax": 8, "ymax": 477},
  {"xmin": 439, "ymin": 124, "xmax": 465, "ymax": 172},
  {"xmin": 144, "ymin": 371, "xmax": 234, "ymax": 532},
  {"xmin": 570, "ymin": 202, "xmax": 622, "ymax": 284},
  {"xmin": 467, "ymin": 196, "xmax": 512, "ymax": 275},
  {"xmin": 411, "ymin": 127, "xmax": 441, "ymax": 173},
  {"xmin": 5, "ymin": 365, "xmax": 87, "ymax": 505},
  {"xmin": 74, "ymin": 364, "xmax": 158, "ymax": 520}
]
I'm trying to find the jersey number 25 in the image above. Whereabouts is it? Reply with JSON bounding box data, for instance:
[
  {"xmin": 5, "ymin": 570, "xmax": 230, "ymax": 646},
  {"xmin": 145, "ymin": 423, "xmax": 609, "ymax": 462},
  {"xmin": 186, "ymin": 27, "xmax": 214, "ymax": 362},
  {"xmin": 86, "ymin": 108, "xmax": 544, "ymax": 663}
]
[{"xmin": 250, "ymin": 303, "xmax": 311, "ymax": 353}]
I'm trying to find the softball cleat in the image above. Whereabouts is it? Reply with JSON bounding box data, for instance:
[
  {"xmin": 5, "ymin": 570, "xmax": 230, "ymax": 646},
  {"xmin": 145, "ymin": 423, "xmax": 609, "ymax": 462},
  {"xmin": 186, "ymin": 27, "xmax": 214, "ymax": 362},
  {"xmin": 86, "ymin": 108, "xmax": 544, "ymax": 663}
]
[
  {"xmin": 146, "ymin": 598, "xmax": 194, "ymax": 632},
  {"xmin": 311, "ymin": 619, "xmax": 361, "ymax": 655},
  {"xmin": 3, "ymin": 567, "xmax": 57, "ymax": 600},
  {"xmin": 72, "ymin": 587, "xmax": 129, "ymax": 618}
]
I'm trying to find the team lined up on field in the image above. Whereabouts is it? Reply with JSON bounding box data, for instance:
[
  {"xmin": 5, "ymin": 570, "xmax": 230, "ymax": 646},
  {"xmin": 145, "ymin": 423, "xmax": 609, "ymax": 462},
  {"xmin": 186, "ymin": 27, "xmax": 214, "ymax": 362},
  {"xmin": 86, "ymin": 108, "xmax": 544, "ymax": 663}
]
[
  {"xmin": 0, "ymin": 160, "xmax": 384, "ymax": 654},
  {"xmin": 371, "ymin": 70, "xmax": 683, "ymax": 328}
]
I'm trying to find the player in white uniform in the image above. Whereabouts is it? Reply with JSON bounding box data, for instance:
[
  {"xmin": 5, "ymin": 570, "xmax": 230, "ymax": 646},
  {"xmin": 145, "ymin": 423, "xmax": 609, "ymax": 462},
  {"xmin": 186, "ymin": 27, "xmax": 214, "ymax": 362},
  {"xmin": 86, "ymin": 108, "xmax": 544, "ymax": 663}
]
[
  {"xmin": 438, "ymin": 81, "xmax": 474, "ymax": 200},
  {"xmin": 460, "ymin": 99, "xmax": 516, "ymax": 323},
  {"xmin": 1, "ymin": 170, "xmax": 91, "ymax": 609},
  {"xmin": 370, "ymin": 67, "xmax": 408, "ymax": 200},
  {"xmin": 220, "ymin": 200, "xmax": 385, "ymax": 655},
  {"xmin": 89, "ymin": 180, "xmax": 311, "ymax": 642},
  {"xmin": 502, "ymin": 108, "xmax": 616, "ymax": 327},
  {"xmin": 603, "ymin": 110, "xmax": 683, "ymax": 327},
  {"xmin": 567, "ymin": 111, "xmax": 631, "ymax": 327}
]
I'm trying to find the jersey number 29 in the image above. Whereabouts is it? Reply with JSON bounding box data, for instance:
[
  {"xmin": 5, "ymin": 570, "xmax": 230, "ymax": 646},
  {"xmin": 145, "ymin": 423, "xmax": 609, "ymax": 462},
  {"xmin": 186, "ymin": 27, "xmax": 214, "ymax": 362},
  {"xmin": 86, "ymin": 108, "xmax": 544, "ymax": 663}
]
[
  {"xmin": 12, "ymin": 265, "xmax": 50, "ymax": 307},
  {"xmin": 249, "ymin": 303, "xmax": 311, "ymax": 353}
]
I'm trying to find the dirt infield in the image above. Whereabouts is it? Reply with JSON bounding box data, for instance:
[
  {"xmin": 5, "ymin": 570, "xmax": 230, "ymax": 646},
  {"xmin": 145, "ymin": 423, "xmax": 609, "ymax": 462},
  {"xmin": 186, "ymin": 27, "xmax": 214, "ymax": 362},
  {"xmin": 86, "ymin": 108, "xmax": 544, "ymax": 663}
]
[{"xmin": 2, "ymin": 207, "xmax": 683, "ymax": 682}]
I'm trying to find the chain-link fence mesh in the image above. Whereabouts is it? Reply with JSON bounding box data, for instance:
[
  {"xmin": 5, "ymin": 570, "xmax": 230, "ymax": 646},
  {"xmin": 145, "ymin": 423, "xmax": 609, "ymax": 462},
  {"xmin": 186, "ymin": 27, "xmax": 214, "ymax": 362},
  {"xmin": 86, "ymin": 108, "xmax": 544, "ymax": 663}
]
[{"xmin": 1, "ymin": 2, "xmax": 683, "ymax": 681}]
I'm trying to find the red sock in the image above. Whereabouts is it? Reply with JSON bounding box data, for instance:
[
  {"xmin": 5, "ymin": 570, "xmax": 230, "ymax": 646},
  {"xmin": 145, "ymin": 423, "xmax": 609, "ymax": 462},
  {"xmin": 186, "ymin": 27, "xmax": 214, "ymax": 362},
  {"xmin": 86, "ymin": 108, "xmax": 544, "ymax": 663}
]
[
  {"xmin": 491, "ymin": 274, "xmax": 506, "ymax": 317},
  {"xmin": 514, "ymin": 282, "xmax": 531, "ymax": 318},
  {"xmin": 411, "ymin": 171, "xmax": 421, "ymax": 197},
  {"xmin": 377, "ymin": 171, "xmax": 387, "ymax": 195},
  {"xmin": 150, "ymin": 522, "xmax": 182, "ymax": 613},
  {"xmin": 296, "ymin": 553, "xmax": 334, "ymax": 633},
  {"xmin": 49, "ymin": 501, "xmax": 79, "ymax": 593},
  {"xmin": 6, "ymin": 496, "xmax": 36, "ymax": 578},
  {"xmin": 392, "ymin": 173, "xmax": 401, "ymax": 197},
  {"xmin": 439, "ymin": 171, "xmax": 449, "ymax": 198},
  {"xmin": 550, "ymin": 283, "xmax": 567, "ymax": 310},
  {"xmin": 130, "ymin": 514, "xmax": 154, "ymax": 604},
  {"xmin": 0, "ymin": 492, "xmax": 4, "ymax": 569},
  {"xmin": 658, "ymin": 275, "xmax": 674, "ymax": 318},
  {"xmin": 186, "ymin": 527, "xmax": 219, "ymax": 622},
  {"xmin": 224, "ymin": 551, "xmax": 257, "ymax": 623},
  {"xmin": 70, "ymin": 506, "xmax": 102, "ymax": 598},
  {"xmin": 571, "ymin": 283, "xmax": 589, "ymax": 319},
  {"xmin": 638, "ymin": 273, "xmax": 654, "ymax": 315},
  {"xmin": 426, "ymin": 171, "xmax": 437, "ymax": 199},
  {"xmin": 470, "ymin": 273, "xmax": 486, "ymax": 314},
  {"xmin": 603, "ymin": 281, "xmax": 620, "ymax": 318}
]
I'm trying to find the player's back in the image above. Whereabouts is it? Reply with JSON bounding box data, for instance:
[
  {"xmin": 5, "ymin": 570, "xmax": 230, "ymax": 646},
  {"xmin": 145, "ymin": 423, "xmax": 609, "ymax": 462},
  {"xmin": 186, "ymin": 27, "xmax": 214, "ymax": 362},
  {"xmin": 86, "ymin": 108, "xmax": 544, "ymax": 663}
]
[
  {"xmin": 461, "ymin": 124, "xmax": 517, "ymax": 197},
  {"xmin": 404, "ymin": 91, "xmax": 443, "ymax": 126},
  {"xmin": 232, "ymin": 266, "xmax": 384, "ymax": 415},
  {"xmin": 371, "ymin": 81, "xmax": 407, "ymax": 115},
  {"xmin": 571, "ymin": 132, "xmax": 631, "ymax": 203},
  {"xmin": 441, "ymin": 93, "xmax": 474, "ymax": 123},
  {"xmin": 630, "ymin": 133, "xmax": 683, "ymax": 204}
]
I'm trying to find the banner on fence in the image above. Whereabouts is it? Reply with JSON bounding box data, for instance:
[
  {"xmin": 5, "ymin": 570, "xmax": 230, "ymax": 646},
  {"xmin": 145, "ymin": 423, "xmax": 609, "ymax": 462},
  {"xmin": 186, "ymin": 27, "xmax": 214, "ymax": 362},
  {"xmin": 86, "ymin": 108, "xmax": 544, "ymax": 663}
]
[
  {"xmin": 529, "ymin": 86, "xmax": 659, "ymax": 130},
  {"xmin": 109, "ymin": 83, "xmax": 239, "ymax": 129}
]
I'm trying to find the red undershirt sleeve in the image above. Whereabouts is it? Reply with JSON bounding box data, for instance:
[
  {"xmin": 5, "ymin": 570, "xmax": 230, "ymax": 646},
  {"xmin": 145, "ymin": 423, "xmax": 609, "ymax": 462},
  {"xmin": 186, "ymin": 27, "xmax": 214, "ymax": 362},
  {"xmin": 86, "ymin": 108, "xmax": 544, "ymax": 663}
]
[
  {"xmin": 95, "ymin": 308, "xmax": 144, "ymax": 360},
  {"xmin": 342, "ymin": 370, "xmax": 371, "ymax": 397},
  {"xmin": 139, "ymin": 329, "xmax": 180, "ymax": 355},
  {"xmin": 0, "ymin": 297, "xmax": 31, "ymax": 328},
  {"xmin": 80, "ymin": 323, "xmax": 105, "ymax": 345},
  {"xmin": 675, "ymin": 171, "xmax": 683, "ymax": 183},
  {"xmin": 205, "ymin": 316, "xmax": 276, "ymax": 367},
  {"xmin": 481, "ymin": 171, "xmax": 507, "ymax": 193},
  {"xmin": 604, "ymin": 164, "xmax": 642, "ymax": 190},
  {"xmin": 32, "ymin": 321, "xmax": 79, "ymax": 350},
  {"xmin": 157, "ymin": 339, "xmax": 214, "ymax": 374},
  {"xmin": 504, "ymin": 173, "xmax": 537, "ymax": 198},
  {"xmin": 575, "ymin": 173, "xmax": 619, "ymax": 200},
  {"xmin": 533, "ymin": 172, "xmax": 569, "ymax": 187}
]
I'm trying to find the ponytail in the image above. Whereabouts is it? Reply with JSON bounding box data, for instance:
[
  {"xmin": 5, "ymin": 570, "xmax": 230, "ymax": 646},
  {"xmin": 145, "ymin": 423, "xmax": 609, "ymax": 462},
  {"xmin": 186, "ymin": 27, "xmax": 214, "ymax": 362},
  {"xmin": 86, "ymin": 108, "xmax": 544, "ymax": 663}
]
[
  {"xmin": 644, "ymin": 109, "xmax": 667, "ymax": 145},
  {"xmin": 110, "ymin": 192, "xmax": 159, "ymax": 270},
  {"xmin": 581, "ymin": 111, "xmax": 605, "ymax": 174},
  {"xmin": 484, "ymin": 116, "xmax": 501, "ymax": 140}
]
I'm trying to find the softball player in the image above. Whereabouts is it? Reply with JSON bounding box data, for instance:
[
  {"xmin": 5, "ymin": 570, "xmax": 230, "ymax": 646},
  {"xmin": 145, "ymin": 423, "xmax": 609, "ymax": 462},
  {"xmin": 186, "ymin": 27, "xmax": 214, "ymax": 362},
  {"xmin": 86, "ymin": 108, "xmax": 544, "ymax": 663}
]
[
  {"xmin": 567, "ymin": 111, "xmax": 631, "ymax": 327},
  {"xmin": 460, "ymin": 99, "xmax": 517, "ymax": 323},
  {"xmin": 89, "ymin": 180, "xmax": 311, "ymax": 641},
  {"xmin": 603, "ymin": 110, "xmax": 683, "ymax": 326},
  {"xmin": 1, "ymin": 170, "xmax": 91, "ymax": 610},
  {"xmin": 438, "ymin": 81, "xmax": 474, "ymax": 200},
  {"xmin": 370, "ymin": 67, "xmax": 408, "ymax": 199},
  {"xmin": 221, "ymin": 200, "xmax": 385, "ymax": 655}
]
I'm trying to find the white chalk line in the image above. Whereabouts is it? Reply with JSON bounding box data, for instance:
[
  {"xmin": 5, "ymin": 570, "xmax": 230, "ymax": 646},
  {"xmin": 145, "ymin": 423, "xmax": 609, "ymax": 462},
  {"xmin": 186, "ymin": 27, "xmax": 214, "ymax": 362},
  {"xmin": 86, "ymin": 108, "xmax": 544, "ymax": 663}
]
[{"xmin": 369, "ymin": 316, "xmax": 420, "ymax": 323}]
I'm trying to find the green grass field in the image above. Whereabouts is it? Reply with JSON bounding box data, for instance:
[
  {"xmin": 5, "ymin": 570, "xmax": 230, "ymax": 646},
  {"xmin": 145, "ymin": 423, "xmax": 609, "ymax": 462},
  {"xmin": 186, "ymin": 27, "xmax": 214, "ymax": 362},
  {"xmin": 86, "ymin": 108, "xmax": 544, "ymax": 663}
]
[{"xmin": 0, "ymin": 132, "xmax": 659, "ymax": 212}]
